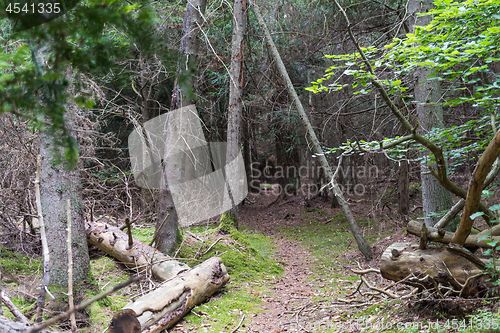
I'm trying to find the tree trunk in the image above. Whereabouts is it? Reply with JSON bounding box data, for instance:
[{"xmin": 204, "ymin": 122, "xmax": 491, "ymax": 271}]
[
  {"xmin": 117, "ymin": 257, "xmax": 230, "ymax": 333},
  {"xmin": 156, "ymin": 0, "xmax": 207, "ymax": 255},
  {"xmin": 397, "ymin": 160, "xmax": 409, "ymax": 216},
  {"xmin": 249, "ymin": 0, "xmax": 371, "ymax": 260},
  {"xmin": 243, "ymin": 108, "xmax": 257, "ymax": 194},
  {"xmin": 39, "ymin": 113, "xmax": 90, "ymax": 289},
  {"xmin": 223, "ymin": 0, "xmax": 248, "ymax": 227},
  {"xmin": 452, "ymin": 130, "xmax": 500, "ymax": 244},
  {"xmin": 409, "ymin": 0, "xmax": 453, "ymax": 227}
]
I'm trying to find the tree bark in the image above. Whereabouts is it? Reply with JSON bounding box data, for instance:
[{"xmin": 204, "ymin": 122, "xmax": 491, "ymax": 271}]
[
  {"xmin": 224, "ymin": 0, "xmax": 248, "ymax": 226},
  {"xmin": 408, "ymin": 0, "xmax": 453, "ymax": 227},
  {"xmin": 453, "ymin": 130, "xmax": 500, "ymax": 245},
  {"xmin": 86, "ymin": 221, "xmax": 189, "ymax": 281},
  {"xmin": 39, "ymin": 110, "xmax": 90, "ymax": 289},
  {"xmin": 380, "ymin": 242, "xmax": 492, "ymax": 297},
  {"xmin": 408, "ymin": 220, "xmax": 500, "ymax": 249},
  {"xmin": 397, "ymin": 160, "xmax": 409, "ymax": 216},
  {"xmin": 156, "ymin": 0, "xmax": 207, "ymax": 255},
  {"xmin": 116, "ymin": 257, "xmax": 230, "ymax": 333},
  {"xmin": 29, "ymin": 42, "xmax": 90, "ymax": 290},
  {"xmin": 249, "ymin": 0, "xmax": 372, "ymax": 260}
]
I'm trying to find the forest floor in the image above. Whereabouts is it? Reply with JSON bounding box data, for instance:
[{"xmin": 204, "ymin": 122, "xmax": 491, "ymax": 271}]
[
  {"xmin": 3, "ymin": 182, "xmax": 500, "ymax": 332},
  {"xmin": 219, "ymin": 184, "xmax": 499, "ymax": 333},
  {"xmin": 232, "ymin": 185, "xmax": 413, "ymax": 332}
]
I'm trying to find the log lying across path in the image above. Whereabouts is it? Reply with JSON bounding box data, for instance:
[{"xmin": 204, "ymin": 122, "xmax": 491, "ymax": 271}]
[
  {"xmin": 407, "ymin": 220, "xmax": 500, "ymax": 249},
  {"xmin": 86, "ymin": 221, "xmax": 230, "ymax": 332},
  {"xmin": 86, "ymin": 221, "xmax": 190, "ymax": 281},
  {"xmin": 123, "ymin": 256, "xmax": 230, "ymax": 333},
  {"xmin": 380, "ymin": 242, "xmax": 494, "ymax": 297}
]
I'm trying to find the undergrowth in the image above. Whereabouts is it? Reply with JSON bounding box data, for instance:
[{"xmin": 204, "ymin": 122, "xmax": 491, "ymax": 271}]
[{"xmin": 0, "ymin": 225, "xmax": 282, "ymax": 332}]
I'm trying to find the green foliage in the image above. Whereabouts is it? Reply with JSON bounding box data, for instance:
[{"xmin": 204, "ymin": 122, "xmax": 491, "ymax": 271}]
[
  {"xmin": 477, "ymin": 204, "xmax": 500, "ymax": 284},
  {"xmin": 0, "ymin": 0, "xmax": 157, "ymax": 166},
  {"xmin": 309, "ymin": 0, "xmax": 500, "ymax": 173}
]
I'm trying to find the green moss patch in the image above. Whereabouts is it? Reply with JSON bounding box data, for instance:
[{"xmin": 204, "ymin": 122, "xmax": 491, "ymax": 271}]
[
  {"xmin": 0, "ymin": 247, "xmax": 42, "ymax": 276},
  {"xmin": 174, "ymin": 226, "xmax": 284, "ymax": 331},
  {"xmin": 131, "ymin": 225, "xmax": 155, "ymax": 243}
]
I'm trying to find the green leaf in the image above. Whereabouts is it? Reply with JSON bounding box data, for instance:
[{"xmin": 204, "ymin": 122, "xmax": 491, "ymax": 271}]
[
  {"xmin": 486, "ymin": 239, "xmax": 499, "ymax": 247},
  {"xmin": 478, "ymin": 233, "xmax": 490, "ymax": 242},
  {"xmin": 470, "ymin": 211, "xmax": 485, "ymax": 220},
  {"xmin": 490, "ymin": 204, "xmax": 500, "ymax": 211},
  {"xmin": 487, "ymin": 26, "xmax": 500, "ymax": 34}
]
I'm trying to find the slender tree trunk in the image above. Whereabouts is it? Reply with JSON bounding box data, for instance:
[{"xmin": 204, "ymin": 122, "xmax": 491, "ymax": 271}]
[
  {"xmin": 397, "ymin": 160, "xmax": 409, "ymax": 216},
  {"xmin": 396, "ymin": 101, "xmax": 410, "ymax": 216},
  {"xmin": 408, "ymin": 0, "xmax": 453, "ymax": 226},
  {"xmin": 249, "ymin": 0, "xmax": 372, "ymax": 260},
  {"xmin": 453, "ymin": 130, "xmax": 500, "ymax": 244},
  {"xmin": 139, "ymin": 56, "xmax": 155, "ymax": 214},
  {"xmin": 242, "ymin": 108, "xmax": 256, "ymax": 194},
  {"xmin": 223, "ymin": 0, "xmax": 248, "ymax": 228},
  {"xmin": 156, "ymin": 0, "xmax": 207, "ymax": 254}
]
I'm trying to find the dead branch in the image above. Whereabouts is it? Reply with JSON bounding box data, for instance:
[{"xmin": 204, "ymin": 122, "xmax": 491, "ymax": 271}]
[
  {"xmin": 66, "ymin": 200, "xmax": 77, "ymax": 332},
  {"xmin": 34, "ymin": 155, "xmax": 49, "ymax": 323},
  {"xmin": 27, "ymin": 277, "xmax": 139, "ymax": 333},
  {"xmin": 408, "ymin": 220, "xmax": 500, "ymax": 249},
  {"xmin": 231, "ymin": 314, "xmax": 245, "ymax": 333},
  {"xmin": 1, "ymin": 291, "xmax": 29, "ymax": 325},
  {"xmin": 199, "ymin": 237, "xmax": 222, "ymax": 258}
]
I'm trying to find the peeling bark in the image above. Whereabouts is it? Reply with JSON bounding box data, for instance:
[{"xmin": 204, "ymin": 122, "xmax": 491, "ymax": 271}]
[
  {"xmin": 86, "ymin": 221, "xmax": 189, "ymax": 281},
  {"xmin": 117, "ymin": 257, "xmax": 230, "ymax": 333}
]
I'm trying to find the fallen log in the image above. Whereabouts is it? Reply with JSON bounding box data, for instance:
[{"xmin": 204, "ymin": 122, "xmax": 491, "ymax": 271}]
[
  {"xmin": 380, "ymin": 242, "xmax": 495, "ymax": 297},
  {"xmin": 86, "ymin": 222, "xmax": 189, "ymax": 281},
  {"xmin": 0, "ymin": 315, "xmax": 57, "ymax": 333},
  {"xmin": 407, "ymin": 220, "xmax": 500, "ymax": 249},
  {"xmin": 117, "ymin": 256, "xmax": 230, "ymax": 333}
]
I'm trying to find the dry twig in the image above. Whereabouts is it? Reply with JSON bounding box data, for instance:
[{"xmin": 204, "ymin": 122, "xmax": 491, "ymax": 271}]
[
  {"xmin": 27, "ymin": 277, "xmax": 139, "ymax": 333},
  {"xmin": 66, "ymin": 200, "xmax": 77, "ymax": 332}
]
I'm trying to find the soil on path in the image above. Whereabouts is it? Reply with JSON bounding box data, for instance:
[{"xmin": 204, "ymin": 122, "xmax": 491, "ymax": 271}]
[
  {"xmin": 237, "ymin": 186, "xmax": 418, "ymax": 332},
  {"xmin": 239, "ymin": 188, "xmax": 343, "ymax": 332}
]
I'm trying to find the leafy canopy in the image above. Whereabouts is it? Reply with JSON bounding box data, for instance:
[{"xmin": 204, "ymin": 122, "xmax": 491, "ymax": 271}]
[
  {"xmin": 308, "ymin": 0, "xmax": 500, "ymax": 168},
  {"xmin": 0, "ymin": 0, "xmax": 157, "ymax": 167}
]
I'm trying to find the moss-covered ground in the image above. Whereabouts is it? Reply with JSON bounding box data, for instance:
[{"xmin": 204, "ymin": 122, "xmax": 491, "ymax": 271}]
[
  {"xmin": 3, "ymin": 205, "xmax": 500, "ymax": 332},
  {"xmin": 0, "ymin": 225, "xmax": 284, "ymax": 332}
]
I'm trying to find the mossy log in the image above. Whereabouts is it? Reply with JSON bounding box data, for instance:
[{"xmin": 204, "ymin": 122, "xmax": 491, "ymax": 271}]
[
  {"xmin": 86, "ymin": 221, "xmax": 189, "ymax": 281},
  {"xmin": 380, "ymin": 242, "xmax": 495, "ymax": 297},
  {"xmin": 407, "ymin": 220, "xmax": 500, "ymax": 249},
  {"xmin": 117, "ymin": 256, "xmax": 230, "ymax": 333}
]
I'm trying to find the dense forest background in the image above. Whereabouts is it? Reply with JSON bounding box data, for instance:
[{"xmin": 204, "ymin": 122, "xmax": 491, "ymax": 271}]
[{"xmin": 0, "ymin": 0, "xmax": 500, "ymax": 331}]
